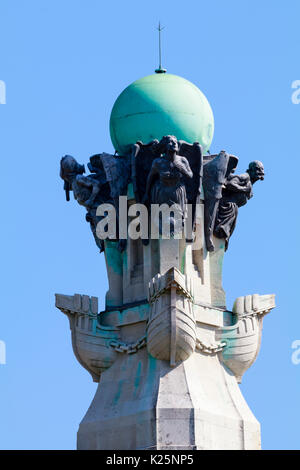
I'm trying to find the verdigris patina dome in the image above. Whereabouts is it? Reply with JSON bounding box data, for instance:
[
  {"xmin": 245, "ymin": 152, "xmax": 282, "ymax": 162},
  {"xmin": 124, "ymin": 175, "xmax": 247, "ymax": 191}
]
[{"xmin": 109, "ymin": 73, "xmax": 214, "ymax": 155}]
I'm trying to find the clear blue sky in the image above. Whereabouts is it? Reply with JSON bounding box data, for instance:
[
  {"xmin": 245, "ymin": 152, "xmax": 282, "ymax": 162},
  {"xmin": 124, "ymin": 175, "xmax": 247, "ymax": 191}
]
[{"xmin": 0, "ymin": 0, "xmax": 299, "ymax": 450}]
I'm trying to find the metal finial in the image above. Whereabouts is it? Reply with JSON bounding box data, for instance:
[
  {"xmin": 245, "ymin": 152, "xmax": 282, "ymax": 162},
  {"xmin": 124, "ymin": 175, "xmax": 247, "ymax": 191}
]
[{"xmin": 155, "ymin": 22, "xmax": 167, "ymax": 74}]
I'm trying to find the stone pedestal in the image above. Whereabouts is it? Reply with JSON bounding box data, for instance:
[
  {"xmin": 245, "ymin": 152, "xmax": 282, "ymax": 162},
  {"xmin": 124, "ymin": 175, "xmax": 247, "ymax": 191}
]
[
  {"xmin": 55, "ymin": 196, "xmax": 275, "ymax": 450},
  {"xmin": 77, "ymin": 337, "xmax": 260, "ymax": 450}
]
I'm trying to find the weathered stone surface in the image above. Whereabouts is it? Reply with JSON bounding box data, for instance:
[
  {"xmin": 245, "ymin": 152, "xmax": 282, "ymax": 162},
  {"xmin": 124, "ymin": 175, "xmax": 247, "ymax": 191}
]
[
  {"xmin": 77, "ymin": 347, "xmax": 261, "ymax": 450},
  {"xmin": 56, "ymin": 225, "xmax": 275, "ymax": 449},
  {"xmin": 56, "ymin": 286, "xmax": 275, "ymax": 449}
]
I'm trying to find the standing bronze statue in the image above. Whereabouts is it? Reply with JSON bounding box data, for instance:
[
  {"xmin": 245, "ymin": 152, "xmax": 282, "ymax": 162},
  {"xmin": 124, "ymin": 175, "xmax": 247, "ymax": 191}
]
[
  {"xmin": 202, "ymin": 151, "xmax": 238, "ymax": 252},
  {"xmin": 132, "ymin": 135, "xmax": 203, "ymax": 239},
  {"xmin": 214, "ymin": 160, "xmax": 265, "ymax": 250},
  {"xmin": 144, "ymin": 135, "xmax": 193, "ymax": 215}
]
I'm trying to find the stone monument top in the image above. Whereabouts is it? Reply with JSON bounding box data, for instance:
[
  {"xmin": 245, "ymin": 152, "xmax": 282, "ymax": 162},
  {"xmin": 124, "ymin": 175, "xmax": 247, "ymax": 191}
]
[{"xmin": 56, "ymin": 57, "xmax": 275, "ymax": 450}]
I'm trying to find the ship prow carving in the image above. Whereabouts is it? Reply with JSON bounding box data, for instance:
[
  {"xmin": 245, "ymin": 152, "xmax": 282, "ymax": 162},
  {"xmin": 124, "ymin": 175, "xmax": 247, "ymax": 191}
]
[
  {"xmin": 146, "ymin": 267, "xmax": 196, "ymax": 366},
  {"xmin": 217, "ymin": 294, "xmax": 276, "ymax": 383},
  {"xmin": 55, "ymin": 293, "xmax": 119, "ymax": 382}
]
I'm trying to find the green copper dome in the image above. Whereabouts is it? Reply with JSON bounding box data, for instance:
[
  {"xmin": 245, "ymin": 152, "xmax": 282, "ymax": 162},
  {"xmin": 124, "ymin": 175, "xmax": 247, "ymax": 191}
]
[{"xmin": 109, "ymin": 73, "xmax": 214, "ymax": 155}]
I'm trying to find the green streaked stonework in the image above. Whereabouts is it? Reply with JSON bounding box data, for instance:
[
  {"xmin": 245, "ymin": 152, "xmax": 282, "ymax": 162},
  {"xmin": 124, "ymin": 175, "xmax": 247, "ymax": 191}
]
[
  {"xmin": 104, "ymin": 240, "xmax": 123, "ymax": 275},
  {"xmin": 180, "ymin": 247, "xmax": 186, "ymax": 274},
  {"xmin": 99, "ymin": 303, "xmax": 150, "ymax": 327}
]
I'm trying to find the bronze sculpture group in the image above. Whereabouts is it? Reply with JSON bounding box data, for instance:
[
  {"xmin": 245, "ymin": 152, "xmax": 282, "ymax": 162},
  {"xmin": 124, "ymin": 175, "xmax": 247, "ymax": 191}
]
[{"xmin": 60, "ymin": 135, "xmax": 264, "ymax": 252}]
